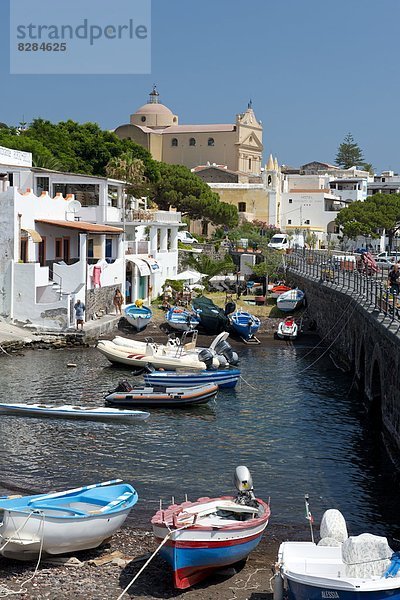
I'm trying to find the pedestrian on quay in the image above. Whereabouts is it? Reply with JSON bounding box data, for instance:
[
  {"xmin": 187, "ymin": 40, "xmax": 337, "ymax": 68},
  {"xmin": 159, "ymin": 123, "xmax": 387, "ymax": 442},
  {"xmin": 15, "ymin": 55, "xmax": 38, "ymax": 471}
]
[
  {"xmin": 113, "ymin": 288, "xmax": 123, "ymax": 315},
  {"xmin": 125, "ymin": 279, "xmax": 132, "ymax": 303},
  {"xmin": 74, "ymin": 299, "xmax": 85, "ymax": 331},
  {"xmin": 388, "ymin": 263, "xmax": 400, "ymax": 296}
]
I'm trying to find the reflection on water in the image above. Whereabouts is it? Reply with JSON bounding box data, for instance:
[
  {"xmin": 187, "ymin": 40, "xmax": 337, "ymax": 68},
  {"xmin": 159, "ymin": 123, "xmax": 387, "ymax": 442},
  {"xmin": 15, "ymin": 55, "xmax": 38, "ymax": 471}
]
[{"xmin": 0, "ymin": 343, "xmax": 398, "ymax": 536}]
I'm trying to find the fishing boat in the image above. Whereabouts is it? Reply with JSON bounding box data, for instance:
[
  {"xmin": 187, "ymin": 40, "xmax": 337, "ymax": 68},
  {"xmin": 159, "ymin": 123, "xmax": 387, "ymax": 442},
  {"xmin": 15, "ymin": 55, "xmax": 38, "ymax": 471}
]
[
  {"xmin": 0, "ymin": 403, "xmax": 150, "ymax": 421},
  {"xmin": 276, "ymin": 316, "xmax": 298, "ymax": 340},
  {"xmin": 274, "ymin": 506, "xmax": 400, "ymax": 600},
  {"xmin": 96, "ymin": 339, "xmax": 207, "ymax": 371},
  {"xmin": 105, "ymin": 382, "xmax": 218, "ymax": 408},
  {"xmin": 230, "ymin": 309, "xmax": 260, "ymax": 342},
  {"xmin": 143, "ymin": 368, "xmax": 241, "ymax": 389},
  {"xmin": 124, "ymin": 304, "xmax": 152, "ymax": 331},
  {"xmin": 165, "ymin": 306, "xmax": 201, "ymax": 332},
  {"xmin": 151, "ymin": 466, "xmax": 270, "ymax": 589},
  {"xmin": 277, "ymin": 289, "xmax": 305, "ymax": 312},
  {"xmin": 192, "ymin": 296, "xmax": 230, "ymax": 334},
  {"xmin": 0, "ymin": 479, "xmax": 137, "ymax": 560}
]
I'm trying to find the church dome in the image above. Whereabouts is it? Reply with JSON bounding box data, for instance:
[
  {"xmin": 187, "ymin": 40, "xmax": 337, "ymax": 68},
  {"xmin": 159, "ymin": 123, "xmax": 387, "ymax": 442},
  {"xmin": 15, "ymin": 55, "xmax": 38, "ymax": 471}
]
[
  {"xmin": 134, "ymin": 102, "xmax": 173, "ymax": 116},
  {"xmin": 130, "ymin": 86, "xmax": 178, "ymax": 128}
]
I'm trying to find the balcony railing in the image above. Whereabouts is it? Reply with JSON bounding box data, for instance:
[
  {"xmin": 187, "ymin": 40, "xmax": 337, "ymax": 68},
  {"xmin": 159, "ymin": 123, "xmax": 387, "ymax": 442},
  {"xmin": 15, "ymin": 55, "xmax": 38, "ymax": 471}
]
[
  {"xmin": 125, "ymin": 209, "xmax": 181, "ymax": 224},
  {"xmin": 125, "ymin": 240, "xmax": 150, "ymax": 255}
]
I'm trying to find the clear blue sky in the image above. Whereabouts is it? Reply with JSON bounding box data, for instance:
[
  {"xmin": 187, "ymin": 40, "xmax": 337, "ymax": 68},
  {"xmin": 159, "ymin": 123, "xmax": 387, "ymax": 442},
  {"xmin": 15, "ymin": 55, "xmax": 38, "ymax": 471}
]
[{"xmin": 1, "ymin": 0, "xmax": 399, "ymax": 173}]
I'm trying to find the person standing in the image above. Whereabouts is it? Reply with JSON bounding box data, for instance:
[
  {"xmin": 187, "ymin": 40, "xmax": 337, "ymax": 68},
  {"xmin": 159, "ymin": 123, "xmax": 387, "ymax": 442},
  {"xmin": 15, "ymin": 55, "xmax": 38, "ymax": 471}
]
[
  {"xmin": 74, "ymin": 299, "xmax": 85, "ymax": 331},
  {"xmin": 125, "ymin": 279, "xmax": 132, "ymax": 303},
  {"xmin": 113, "ymin": 288, "xmax": 123, "ymax": 315},
  {"xmin": 388, "ymin": 263, "xmax": 400, "ymax": 296}
]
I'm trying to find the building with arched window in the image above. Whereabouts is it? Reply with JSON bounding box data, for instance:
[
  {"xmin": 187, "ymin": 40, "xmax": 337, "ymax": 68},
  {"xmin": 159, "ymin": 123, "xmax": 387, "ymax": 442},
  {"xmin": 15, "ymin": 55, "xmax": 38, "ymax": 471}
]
[{"xmin": 115, "ymin": 88, "xmax": 263, "ymax": 176}]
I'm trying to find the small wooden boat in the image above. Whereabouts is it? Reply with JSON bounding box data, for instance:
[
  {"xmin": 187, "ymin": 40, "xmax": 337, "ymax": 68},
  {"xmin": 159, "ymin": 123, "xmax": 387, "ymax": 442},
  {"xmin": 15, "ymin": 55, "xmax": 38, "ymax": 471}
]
[
  {"xmin": 105, "ymin": 382, "xmax": 218, "ymax": 408},
  {"xmin": 277, "ymin": 289, "xmax": 305, "ymax": 312},
  {"xmin": 0, "ymin": 479, "xmax": 137, "ymax": 560},
  {"xmin": 274, "ymin": 507, "xmax": 400, "ymax": 600},
  {"xmin": 0, "ymin": 402, "xmax": 150, "ymax": 421},
  {"xmin": 276, "ymin": 316, "xmax": 298, "ymax": 340},
  {"xmin": 151, "ymin": 467, "xmax": 270, "ymax": 589},
  {"xmin": 165, "ymin": 307, "xmax": 200, "ymax": 332},
  {"xmin": 144, "ymin": 368, "xmax": 241, "ymax": 389},
  {"xmin": 124, "ymin": 304, "xmax": 152, "ymax": 331},
  {"xmin": 97, "ymin": 339, "xmax": 207, "ymax": 371},
  {"xmin": 270, "ymin": 284, "xmax": 291, "ymax": 298},
  {"xmin": 230, "ymin": 309, "xmax": 260, "ymax": 342}
]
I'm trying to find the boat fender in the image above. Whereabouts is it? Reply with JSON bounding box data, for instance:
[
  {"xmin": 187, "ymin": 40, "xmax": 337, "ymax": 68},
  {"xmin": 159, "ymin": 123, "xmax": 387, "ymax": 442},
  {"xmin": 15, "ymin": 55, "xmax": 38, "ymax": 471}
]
[{"xmin": 272, "ymin": 571, "xmax": 284, "ymax": 600}]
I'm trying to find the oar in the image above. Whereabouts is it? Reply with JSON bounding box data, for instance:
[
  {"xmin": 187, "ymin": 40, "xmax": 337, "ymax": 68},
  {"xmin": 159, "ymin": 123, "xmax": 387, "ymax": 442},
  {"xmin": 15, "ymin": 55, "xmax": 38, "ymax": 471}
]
[{"xmin": 27, "ymin": 479, "xmax": 123, "ymax": 505}]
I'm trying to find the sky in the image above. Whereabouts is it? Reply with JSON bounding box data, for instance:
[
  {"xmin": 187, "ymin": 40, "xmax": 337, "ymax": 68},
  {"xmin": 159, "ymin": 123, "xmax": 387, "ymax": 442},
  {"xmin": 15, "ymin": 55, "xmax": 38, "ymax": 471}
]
[{"xmin": 1, "ymin": 0, "xmax": 400, "ymax": 173}]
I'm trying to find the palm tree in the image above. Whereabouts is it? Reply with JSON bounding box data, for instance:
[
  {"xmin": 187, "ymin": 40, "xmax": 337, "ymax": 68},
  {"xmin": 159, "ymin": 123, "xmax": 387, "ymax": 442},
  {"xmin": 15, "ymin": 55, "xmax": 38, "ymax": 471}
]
[
  {"xmin": 106, "ymin": 153, "xmax": 148, "ymax": 199},
  {"xmin": 184, "ymin": 253, "xmax": 235, "ymax": 285}
]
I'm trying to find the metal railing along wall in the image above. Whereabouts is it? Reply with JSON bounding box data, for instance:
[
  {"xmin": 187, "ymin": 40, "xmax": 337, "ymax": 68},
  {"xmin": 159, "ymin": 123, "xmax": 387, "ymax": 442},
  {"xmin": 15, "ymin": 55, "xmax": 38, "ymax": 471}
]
[{"xmin": 286, "ymin": 250, "xmax": 399, "ymax": 323}]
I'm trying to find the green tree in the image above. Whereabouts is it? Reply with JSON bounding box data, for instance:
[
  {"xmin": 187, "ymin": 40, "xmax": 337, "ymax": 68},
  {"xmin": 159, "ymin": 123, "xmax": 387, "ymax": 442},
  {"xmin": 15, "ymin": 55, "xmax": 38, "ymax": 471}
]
[
  {"xmin": 336, "ymin": 193, "xmax": 400, "ymax": 249},
  {"xmin": 183, "ymin": 253, "xmax": 235, "ymax": 285},
  {"xmin": 154, "ymin": 163, "xmax": 238, "ymax": 227},
  {"xmin": 335, "ymin": 133, "xmax": 364, "ymax": 169},
  {"xmin": 106, "ymin": 153, "xmax": 149, "ymax": 200}
]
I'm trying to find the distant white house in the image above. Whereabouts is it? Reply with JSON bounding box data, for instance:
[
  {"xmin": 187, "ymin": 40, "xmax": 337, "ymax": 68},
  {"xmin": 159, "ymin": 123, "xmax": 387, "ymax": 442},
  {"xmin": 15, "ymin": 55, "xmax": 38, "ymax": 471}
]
[{"xmin": 0, "ymin": 145, "xmax": 182, "ymax": 330}]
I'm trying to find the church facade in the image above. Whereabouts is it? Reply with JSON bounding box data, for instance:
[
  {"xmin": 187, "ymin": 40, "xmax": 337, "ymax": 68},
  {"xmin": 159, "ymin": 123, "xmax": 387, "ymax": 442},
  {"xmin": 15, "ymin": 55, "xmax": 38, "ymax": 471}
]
[{"xmin": 114, "ymin": 87, "xmax": 263, "ymax": 176}]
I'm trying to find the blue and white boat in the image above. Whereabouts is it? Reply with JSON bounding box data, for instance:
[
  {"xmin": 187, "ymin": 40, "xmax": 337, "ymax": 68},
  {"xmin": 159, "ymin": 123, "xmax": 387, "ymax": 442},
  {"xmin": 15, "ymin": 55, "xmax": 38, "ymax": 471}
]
[
  {"xmin": 0, "ymin": 479, "xmax": 137, "ymax": 560},
  {"xmin": 165, "ymin": 306, "xmax": 201, "ymax": 332},
  {"xmin": 274, "ymin": 508, "xmax": 400, "ymax": 600},
  {"xmin": 144, "ymin": 368, "xmax": 240, "ymax": 389},
  {"xmin": 124, "ymin": 304, "xmax": 152, "ymax": 331},
  {"xmin": 276, "ymin": 289, "xmax": 305, "ymax": 312},
  {"xmin": 230, "ymin": 309, "xmax": 260, "ymax": 341},
  {"xmin": 151, "ymin": 467, "xmax": 270, "ymax": 590}
]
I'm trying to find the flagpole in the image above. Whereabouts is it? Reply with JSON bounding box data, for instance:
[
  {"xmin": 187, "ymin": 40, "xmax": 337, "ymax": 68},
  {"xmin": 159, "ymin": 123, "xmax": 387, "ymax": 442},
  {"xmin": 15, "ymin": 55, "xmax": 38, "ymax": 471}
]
[{"xmin": 304, "ymin": 494, "xmax": 314, "ymax": 543}]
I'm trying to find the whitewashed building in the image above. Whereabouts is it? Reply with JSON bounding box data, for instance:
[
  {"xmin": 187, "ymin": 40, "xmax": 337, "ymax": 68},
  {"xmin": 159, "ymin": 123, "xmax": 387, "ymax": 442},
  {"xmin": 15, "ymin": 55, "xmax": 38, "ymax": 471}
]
[{"xmin": 0, "ymin": 145, "xmax": 181, "ymax": 330}]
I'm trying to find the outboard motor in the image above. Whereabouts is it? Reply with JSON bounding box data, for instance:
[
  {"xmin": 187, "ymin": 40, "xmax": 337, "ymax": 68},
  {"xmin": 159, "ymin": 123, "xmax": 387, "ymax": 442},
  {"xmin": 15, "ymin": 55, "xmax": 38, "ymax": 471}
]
[
  {"xmin": 198, "ymin": 348, "xmax": 215, "ymax": 369},
  {"xmin": 114, "ymin": 380, "xmax": 133, "ymax": 393},
  {"xmin": 224, "ymin": 300, "xmax": 236, "ymax": 316},
  {"xmin": 214, "ymin": 339, "xmax": 240, "ymax": 366},
  {"xmin": 234, "ymin": 466, "xmax": 258, "ymax": 508}
]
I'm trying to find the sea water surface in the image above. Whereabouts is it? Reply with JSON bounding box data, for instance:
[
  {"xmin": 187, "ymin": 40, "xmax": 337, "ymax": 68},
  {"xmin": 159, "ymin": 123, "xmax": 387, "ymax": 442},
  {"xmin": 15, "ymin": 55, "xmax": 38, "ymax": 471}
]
[{"xmin": 0, "ymin": 341, "xmax": 398, "ymax": 537}]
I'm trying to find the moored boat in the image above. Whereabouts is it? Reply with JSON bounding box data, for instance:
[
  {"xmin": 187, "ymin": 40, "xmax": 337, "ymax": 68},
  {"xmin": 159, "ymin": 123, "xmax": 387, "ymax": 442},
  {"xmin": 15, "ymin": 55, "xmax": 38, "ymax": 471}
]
[
  {"xmin": 165, "ymin": 306, "xmax": 201, "ymax": 331},
  {"xmin": 276, "ymin": 316, "xmax": 298, "ymax": 340},
  {"xmin": 192, "ymin": 296, "xmax": 229, "ymax": 334},
  {"xmin": 124, "ymin": 304, "xmax": 152, "ymax": 331},
  {"xmin": 105, "ymin": 382, "xmax": 218, "ymax": 408},
  {"xmin": 230, "ymin": 309, "xmax": 260, "ymax": 341},
  {"xmin": 274, "ymin": 507, "xmax": 400, "ymax": 600},
  {"xmin": 144, "ymin": 368, "xmax": 241, "ymax": 389},
  {"xmin": 0, "ymin": 403, "xmax": 150, "ymax": 421},
  {"xmin": 270, "ymin": 284, "xmax": 291, "ymax": 299},
  {"xmin": 0, "ymin": 480, "xmax": 137, "ymax": 560},
  {"xmin": 277, "ymin": 289, "xmax": 305, "ymax": 312},
  {"xmin": 151, "ymin": 466, "xmax": 270, "ymax": 589}
]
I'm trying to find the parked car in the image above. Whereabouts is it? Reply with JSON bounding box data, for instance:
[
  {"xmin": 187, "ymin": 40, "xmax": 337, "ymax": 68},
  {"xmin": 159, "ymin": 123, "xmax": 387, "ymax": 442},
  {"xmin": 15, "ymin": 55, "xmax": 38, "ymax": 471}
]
[
  {"xmin": 177, "ymin": 231, "xmax": 198, "ymax": 245},
  {"xmin": 375, "ymin": 257, "xmax": 396, "ymax": 270}
]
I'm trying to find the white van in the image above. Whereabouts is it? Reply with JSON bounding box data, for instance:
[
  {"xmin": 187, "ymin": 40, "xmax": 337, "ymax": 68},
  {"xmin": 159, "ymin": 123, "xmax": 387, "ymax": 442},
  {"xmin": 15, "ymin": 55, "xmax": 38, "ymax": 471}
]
[
  {"xmin": 177, "ymin": 231, "xmax": 198, "ymax": 245},
  {"xmin": 268, "ymin": 233, "xmax": 304, "ymax": 250}
]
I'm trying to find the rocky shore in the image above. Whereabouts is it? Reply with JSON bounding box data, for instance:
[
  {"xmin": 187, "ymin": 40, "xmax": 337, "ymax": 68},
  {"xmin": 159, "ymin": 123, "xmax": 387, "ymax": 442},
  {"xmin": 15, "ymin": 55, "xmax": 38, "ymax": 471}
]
[{"xmin": 0, "ymin": 522, "xmax": 297, "ymax": 599}]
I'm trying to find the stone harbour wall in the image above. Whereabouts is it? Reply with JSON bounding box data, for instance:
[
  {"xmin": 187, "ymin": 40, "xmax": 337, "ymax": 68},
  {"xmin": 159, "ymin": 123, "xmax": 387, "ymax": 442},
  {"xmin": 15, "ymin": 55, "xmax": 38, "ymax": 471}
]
[{"xmin": 86, "ymin": 285, "xmax": 120, "ymax": 321}]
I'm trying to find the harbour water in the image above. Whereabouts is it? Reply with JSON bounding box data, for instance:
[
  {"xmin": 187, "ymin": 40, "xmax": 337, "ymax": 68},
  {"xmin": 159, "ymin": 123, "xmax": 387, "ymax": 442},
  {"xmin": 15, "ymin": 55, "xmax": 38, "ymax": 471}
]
[{"xmin": 0, "ymin": 340, "xmax": 398, "ymax": 539}]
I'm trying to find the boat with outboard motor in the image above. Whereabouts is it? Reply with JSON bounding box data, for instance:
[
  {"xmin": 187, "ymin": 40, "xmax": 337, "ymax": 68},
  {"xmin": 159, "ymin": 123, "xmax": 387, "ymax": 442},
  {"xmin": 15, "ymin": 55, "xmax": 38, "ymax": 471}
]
[
  {"xmin": 105, "ymin": 382, "xmax": 218, "ymax": 408},
  {"xmin": 151, "ymin": 466, "xmax": 270, "ymax": 590},
  {"xmin": 0, "ymin": 403, "xmax": 150, "ymax": 421},
  {"xmin": 276, "ymin": 316, "xmax": 298, "ymax": 340},
  {"xmin": 0, "ymin": 479, "xmax": 137, "ymax": 560},
  {"xmin": 165, "ymin": 306, "xmax": 201, "ymax": 331},
  {"xmin": 143, "ymin": 367, "xmax": 241, "ymax": 389},
  {"xmin": 273, "ymin": 500, "xmax": 400, "ymax": 600},
  {"xmin": 192, "ymin": 296, "xmax": 230, "ymax": 334},
  {"xmin": 277, "ymin": 289, "xmax": 305, "ymax": 312},
  {"xmin": 124, "ymin": 303, "xmax": 152, "ymax": 331}
]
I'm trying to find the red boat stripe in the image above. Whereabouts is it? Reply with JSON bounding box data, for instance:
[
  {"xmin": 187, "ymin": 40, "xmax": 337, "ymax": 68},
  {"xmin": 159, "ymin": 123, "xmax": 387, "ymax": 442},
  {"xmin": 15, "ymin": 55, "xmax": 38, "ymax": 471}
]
[{"xmin": 155, "ymin": 530, "xmax": 262, "ymax": 548}]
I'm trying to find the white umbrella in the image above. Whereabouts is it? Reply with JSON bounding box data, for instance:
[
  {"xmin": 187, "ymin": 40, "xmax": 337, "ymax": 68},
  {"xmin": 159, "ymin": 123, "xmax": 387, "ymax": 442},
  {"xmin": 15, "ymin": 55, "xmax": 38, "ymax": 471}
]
[{"xmin": 168, "ymin": 270, "xmax": 206, "ymax": 283}]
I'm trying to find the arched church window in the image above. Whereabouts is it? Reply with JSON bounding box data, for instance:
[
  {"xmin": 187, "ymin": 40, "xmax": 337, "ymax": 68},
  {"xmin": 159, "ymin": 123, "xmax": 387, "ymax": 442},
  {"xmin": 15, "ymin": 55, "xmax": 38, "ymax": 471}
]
[
  {"xmin": 189, "ymin": 138, "xmax": 196, "ymax": 146},
  {"xmin": 141, "ymin": 116, "xmax": 146, "ymax": 122},
  {"xmin": 268, "ymin": 175, "xmax": 272, "ymax": 185},
  {"xmin": 171, "ymin": 138, "xmax": 178, "ymax": 147},
  {"xmin": 208, "ymin": 137, "xmax": 215, "ymax": 146},
  {"xmin": 248, "ymin": 158, "xmax": 252, "ymax": 169}
]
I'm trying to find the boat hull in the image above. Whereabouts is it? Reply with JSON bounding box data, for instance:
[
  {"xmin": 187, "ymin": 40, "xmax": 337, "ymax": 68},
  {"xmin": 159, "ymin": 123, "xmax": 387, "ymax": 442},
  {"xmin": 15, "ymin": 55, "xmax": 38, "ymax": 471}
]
[
  {"xmin": 144, "ymin": 369, "xmax": 240, "ymax": 389},
  {"xmin": 124, "ymin": 305, "xmax": 152, "ymax": 331},
  {"xmin": 284, "ymin": 577, "xmax": 400, "ymax": 600},
  {"xmin": 105, "ymin": 384, "xmax": 218, "ymax": 408},
  {"xmin": 0, "ymin": 403, "xmax": 149, "ymax": 421},
  {"xmin": 230, "ymin": 311, "xmax": 260, "ymax": 341},
  {"xmin": 157, "ymin": 529, "xmax": 264, "ymax": 589},
  {"xmin": 125, "ymin": 315, "xmax": 149, "ymax": 331}
]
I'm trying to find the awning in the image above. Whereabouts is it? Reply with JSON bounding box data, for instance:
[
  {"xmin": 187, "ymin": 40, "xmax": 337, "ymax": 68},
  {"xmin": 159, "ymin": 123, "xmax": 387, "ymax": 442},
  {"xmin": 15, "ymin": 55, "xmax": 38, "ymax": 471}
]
[
  {"xmin": 126, "ymin": 256, "xmax": 150, "ymax": 276},
  {"xmin": 21, "ymin": 228, "xmax": 42, "ymax": 243},
  {"xmin": 142, "ymin": 257, "xmax": 161, "ymax": 273}
]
